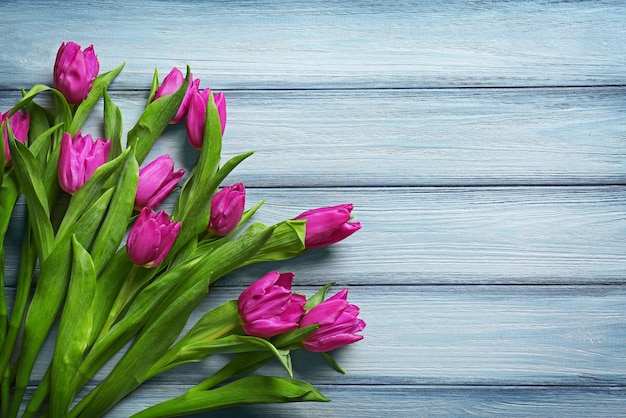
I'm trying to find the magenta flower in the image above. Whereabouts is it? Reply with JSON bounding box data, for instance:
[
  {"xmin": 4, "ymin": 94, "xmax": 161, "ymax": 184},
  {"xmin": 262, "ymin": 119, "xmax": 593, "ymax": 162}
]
[
  {"xmin": 299, "ymin": 288, "xmax": 365, "ymax": 352},
  {"xmin": 135, "ymin": 155, "xmax": 185, "ymax": 210},
  {"xmin": 293, "ymin": 204, "xmax": 361, "ymax": 249},
  {"xmin": 126, "ymin": 208, "xmax": 181, "ymax": 268},
  {"xmin": 238, "ymin": 271, "xmax": 307, "ymax": 338},
  {"xmin": 2, "ymin": 109, "xmax": 30, "ymax": 167},
  {"xmin": 208, "ymin": 183, "xmax": 245, "ymax": 236},
  {"xmin": 186, "ymin": 87, "xmax": 226, "ymax": 149},
  {"xmin": 57, "ymin": 131, "xmax": 110, "ymax": 194},
  {"xmin": 152, "ymin": 67, "xmax": 199, "ymax": 124},
  {"xmin": 53, "ymin": 42, "xmax": 99, "ymax": 104}
]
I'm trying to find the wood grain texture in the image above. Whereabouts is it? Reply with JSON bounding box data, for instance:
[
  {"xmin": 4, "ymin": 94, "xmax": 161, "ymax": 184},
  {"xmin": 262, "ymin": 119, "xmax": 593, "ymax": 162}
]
[
  {"xmin": 4, "ymin": 186, "xmax": 625, "ymax": 287},
  {"xmin": 1, "ymin": 0, "xmax": 625, "ymax": 416},
  {"xmin": 1, "ymin": 0, "xmax": 625, "ymax": 89},
  {"xmin": 2, "ymin": 87, "xmax": 625, "ymax": 187},
  {"xmin": 17, "ymin": 284, "xmax": 626, "ymax": 383}
]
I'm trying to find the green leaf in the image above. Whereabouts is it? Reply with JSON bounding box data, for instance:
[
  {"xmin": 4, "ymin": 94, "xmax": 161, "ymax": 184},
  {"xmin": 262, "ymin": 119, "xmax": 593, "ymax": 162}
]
[
  {"xmin": 173, "ymin": 93, "xmax": 228, "ymax": 220},
  {"xmin": 104, "ymin": 89, "xmax": 124, "ymax": 158},
  {"xmin": 170, "ymin": 151, "xmax": 254, "ymax": 259},
  {"xmin": 89, "ymin": 148, "xmax": 138, "ymax": 273},
  {"xmin": 50, "ymin": 236, "xmax": 96, "ymax": 416},
  {"xmin": 243, "ymin": 219, "xmax": 307, "ymax": 265},
  {"xmin": 8, "ymin": 139, "xmax": 54, "ymax": 259},
  {"xmin": 127, "ymin": 66, "xmax": 190, "ymax": 164},
  {"xmin": 75, "ymin": 223, "xmax": 276, "ymax": 397},
  {"xmin": 153, "ymin": 334, "xmax": 293, "ymax": 379},
  {"xmin": 146, "ymin": 67, "xmax": 159, "ymax": 106},
  {"xmin": 304, "ymin": 282, "xmax": 337, "ymax": 311},
  {"xmin": 321, "ymin": 352, "xmax": 346, "ymax": 374},
  {"xmin": 23, "ymin": 98, "xmax": 51, "ymax": 146},
  {"xmin": 10, "ymin": 189, "xmax": 114, "ymax": 413},
  {"xmin": 69, "ymin": 62, "xmax": 125, "ymax": 135},
  {"xmin": 129, "ymin": 376, "xmax": 329, "ymax": 418}
]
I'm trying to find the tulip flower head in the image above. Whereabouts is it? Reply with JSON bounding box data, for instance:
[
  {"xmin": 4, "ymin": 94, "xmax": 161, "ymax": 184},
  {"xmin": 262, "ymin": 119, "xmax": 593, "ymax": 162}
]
[
  {"xmin": 2, "ymin": 109, "xmax": 30, "ymax": 167},
  {"xmin": 54, "ymin": 42, "xmax": 100, "ymax": 104},
  {"xmin": 208, "ymin": 183, "xmax": 245, "ymax": 236},
  {"xmin": 299, "ymin": 288, "xmax": 365, "ymax": 352},
  {"xmin": 186, "ymin": 87, "xmax": 226, "ymax": 149},
  {"xmin": 135, "ymin": 155, "xmax": 185, "ymax": 210},
  {"xmin": 238, "ymin": 271, "xmax": 307, "ymax": 338},
  {"xmin": 293, "ymin": 204, "xmax": 361, "ymax": 249},
  {"xmin": 152, "ymin": 67, "xmax": 199, "ymax": 124},
  {"xmin": 57, "ymin": 131, "xmax": 110, "ymax": 194},
  {"xmin": 126, "ymin": 208, "xmax": 181, "ymax": 268}
]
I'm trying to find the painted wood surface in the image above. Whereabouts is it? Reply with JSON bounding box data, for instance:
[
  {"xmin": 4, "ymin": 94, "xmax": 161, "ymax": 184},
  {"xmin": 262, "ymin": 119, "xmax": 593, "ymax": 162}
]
[{"xmin": 1, "ymin": 0, "xmax": 625, "ymax": 417}]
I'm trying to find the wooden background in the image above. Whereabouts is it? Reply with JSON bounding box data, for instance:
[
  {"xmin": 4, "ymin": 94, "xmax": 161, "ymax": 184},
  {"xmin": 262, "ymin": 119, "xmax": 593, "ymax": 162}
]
[{"xmin": 2, "ymin": 0, "xmax": 625, "ymax": 416}]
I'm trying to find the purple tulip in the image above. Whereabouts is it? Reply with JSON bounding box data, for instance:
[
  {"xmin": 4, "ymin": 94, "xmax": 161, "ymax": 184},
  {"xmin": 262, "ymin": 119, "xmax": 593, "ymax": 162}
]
[
  {"xmin": 238, "ymin": 271, "xmax": 307, "ymax": 338},
  {"xmin": 293, "ymin": 204, "xmax": 361, "ymax": 249},
  {"xmin": 299, "ymin": 288, "xmax": 365, "ymax": 352},
  {"xmin": 208, "ymin": 183, "xmax": 245, "ymax": 236},
  {"xmin": 152, "ymin": 67, "xmax": 199, "ymax": 124},
  {"xmin": 126, "ymin": 208, "xmax": 181, "ymax": 268},
  {"xmin": 135, "ymin": 155, "xmax": 185, "ymax": 210},
  {"xmin": 2, "ymin": 109, "xmax": 30, "ymax": 167},
  {"xmin": 53, "ymin": 42, "xmax": 99, "ymax": 104},
  {"xmin": 57, "ymin": 131, "xmax": 110, "ymax": 194},
  {"xmin": 185, "ymin": 87, "xmax": 226, "ymax": 149}
]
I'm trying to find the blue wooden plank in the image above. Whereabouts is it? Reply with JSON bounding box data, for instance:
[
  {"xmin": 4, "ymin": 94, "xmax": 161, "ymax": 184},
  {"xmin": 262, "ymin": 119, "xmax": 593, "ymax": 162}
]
[
  {"xmin": 2, "ymin": 87, "xmax": 625, "ymax": 187},
  {"xmin": 0, "ymin": 0, "xmax": 625, "ymax": 89},
  {"xmin": 5, "ymin": 186, "xmax": 624, "ymax": 287}
]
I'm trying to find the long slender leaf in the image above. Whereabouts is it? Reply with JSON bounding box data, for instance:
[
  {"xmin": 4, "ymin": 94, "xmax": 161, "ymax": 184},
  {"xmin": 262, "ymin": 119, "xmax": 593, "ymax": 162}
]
[
  {"xmin": 89, "ymin": 148, "xmax": 138, "ymax": 273},
  {"xmin": 69, "ymin": 63, "xmax": 125, "ymax": 135},
  {"xmin": 50, "ymin": 237, "xmax": 96, "ymax": 417},
  {"xmin": 8, "ymin": 140, "xmax": 54, "ymax": 259},
  {"xmin": 127, "ymin": 66, "xmax": 190, "ymax": 164},
  {"xmin": 104, "ymin": 89, "xmax": 124, "ymax": 158},
  {"xmin": 9, "ymin": 189, "xmax": 114, "ymax": 417},
  {"xmin": 129, "ymin": 376, "xmax": 329, "ymax": 418}
]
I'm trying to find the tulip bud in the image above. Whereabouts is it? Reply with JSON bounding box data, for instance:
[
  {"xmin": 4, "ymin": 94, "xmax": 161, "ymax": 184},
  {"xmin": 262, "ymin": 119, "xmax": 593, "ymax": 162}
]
[
  {"xmin": 185, "ymin": 87, "xmax": 226, "ymax": 149},
  {"xmin": 57, "ymin": 131, "xmax": 110, "ymax": 194},
  {"xmin": 238, "ymin": 271, "xmax": 306, "ymax": 338},
  {"xmin": 293, "ymin": 204, "xmax": 361, "ymax": 249},
  {"xmin": 135, "ymin": 155, "xmax": 185, "ymax": 210},
  {"xmin": 53, "ymin": 42, "xmax": 100, "ymax": 104},
  {"xmin": 208, "ymin": 183, "xmax": 245, "ymax": 236},
  {"xmin": 2, "ymin": 109, "xmax": 30, "ymax": 167},
  {"xmin": 126, "ymin": 208, "xmax": 181, "ymax": 268},
  {"xmin": 152, "ymin": 67, "xmax": 199, "ymax": 124},
  {"xmin": 299, "ymin": 288, "xmax": 365, "ymax": 352}
]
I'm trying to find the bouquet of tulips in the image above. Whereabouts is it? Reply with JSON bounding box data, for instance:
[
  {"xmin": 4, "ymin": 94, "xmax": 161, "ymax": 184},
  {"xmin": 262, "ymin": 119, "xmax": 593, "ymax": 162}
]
[{"xmin": 0, "ymin": 42, "xmax": 364, "ymax": 417}]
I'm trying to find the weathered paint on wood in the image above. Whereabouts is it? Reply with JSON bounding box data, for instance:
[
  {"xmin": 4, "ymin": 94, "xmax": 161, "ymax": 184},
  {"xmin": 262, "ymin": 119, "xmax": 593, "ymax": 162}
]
[
  {"xmin": 2, "ymin": 87, "xmax": 625, "ymax": 187},
  {"xmin": 1, "ymin": 1, "xmax": 625, "ymax": 89},
  {"xmin": 1, "ymin": 0, "xmax": 625, "ymax": 416}
]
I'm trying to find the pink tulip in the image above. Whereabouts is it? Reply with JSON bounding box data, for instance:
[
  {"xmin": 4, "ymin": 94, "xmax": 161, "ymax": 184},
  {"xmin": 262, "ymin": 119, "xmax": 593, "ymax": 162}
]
[
  {"xmin": 135, "ymin": 155, "xmax": 185, "ymax": 210},
  {"xmin": 208, "ymin": 183, "xmax": 245, "ymax": 236},
  {"xmin": 185, "ymin": 87, "xmax": 226, "ymax": 149},
  {"xmin": 126, "ymin": 208, "xmax": 181, "ymax": 268},
  {"xmin": 53, "ymin": 42, "xmax": 99, "ymax": 104},
  {"xmin": 2, "ymin": 109, "xmax": 30, "ymax": 167},
  {"xmin": 152, "ymin": 67, "xmax": 199, "ymax": 124},
  {"xmin": 238, "ymin": 271, "xmax": 306, "ymax": 338},
  {"xmin": 299, "ymin": 288, "xmax": 365, "ymax": 352},
  {"xmin": 57, "ymin": 131, "xmax": 110, "ymax": 194},
  {"xmin": 293, "ymin": 204, "xmax": 361, "ymax": 249}
]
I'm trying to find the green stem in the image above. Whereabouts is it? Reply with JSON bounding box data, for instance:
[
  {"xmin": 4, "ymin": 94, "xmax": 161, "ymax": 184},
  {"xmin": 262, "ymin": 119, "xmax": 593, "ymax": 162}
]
[
  {"xmin": 0, "ymin": 229, "xmax": 36, "ymax": 380},
  {"xmin": 22, "ymin": 369, "xmax": 49, "ymax": 418},
  {"xmin": 98, "ymin": 264, "xmax": 140, "ymax": 337},
  {"xmin": 1, "ymin": 367, "xmax": 10, "ymax": 417}
]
